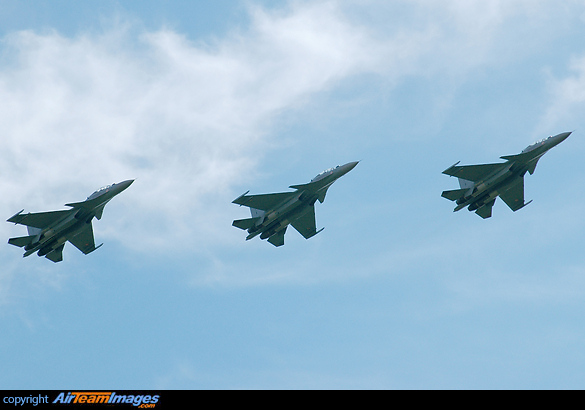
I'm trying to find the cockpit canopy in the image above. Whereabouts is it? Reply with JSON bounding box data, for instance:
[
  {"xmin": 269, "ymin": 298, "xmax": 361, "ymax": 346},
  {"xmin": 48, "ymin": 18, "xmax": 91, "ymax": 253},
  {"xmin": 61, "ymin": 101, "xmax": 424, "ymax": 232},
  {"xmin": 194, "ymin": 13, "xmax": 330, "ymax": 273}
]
[
  {"xmin": 522, "ymin": 136, "xmax": 550, "ymax": 153},
  {"xmin": 311, "ymin": 166, "xmax": 339, "ymax": 182},
  {"xmin": 87, "ymin": 184, "xmax": 113, "ymax": 200}
]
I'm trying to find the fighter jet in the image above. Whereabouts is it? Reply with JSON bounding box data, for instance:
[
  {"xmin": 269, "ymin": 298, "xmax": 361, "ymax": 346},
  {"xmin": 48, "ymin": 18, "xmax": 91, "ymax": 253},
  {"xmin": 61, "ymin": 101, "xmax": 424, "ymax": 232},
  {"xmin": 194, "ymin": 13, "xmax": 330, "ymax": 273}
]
[
  {"xmin": 442, "ymin": 132, "xmax": 571, "ymax": 218},
  {"xmin": 232, "ymin": 161, "xmax": 359, "ymax": 246},
  {"xmin": 7, "ymin": 180, "xmax": 134, "ymax": 262}
]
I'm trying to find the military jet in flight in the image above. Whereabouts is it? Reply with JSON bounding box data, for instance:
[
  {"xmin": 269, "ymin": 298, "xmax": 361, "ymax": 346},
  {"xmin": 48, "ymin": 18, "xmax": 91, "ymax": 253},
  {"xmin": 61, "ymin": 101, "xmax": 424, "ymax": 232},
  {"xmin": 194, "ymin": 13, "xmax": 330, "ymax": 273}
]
[
  {"xmin": 232, "ymin": 161, "xmax": 359, "ymax": 246},
  {"xmin": 7, "ymin": 180, "xmax": 134, "ymax": 262},
  {"xmin": 441, "ymin": 132, "xmax": 570, "ymax": 218}
]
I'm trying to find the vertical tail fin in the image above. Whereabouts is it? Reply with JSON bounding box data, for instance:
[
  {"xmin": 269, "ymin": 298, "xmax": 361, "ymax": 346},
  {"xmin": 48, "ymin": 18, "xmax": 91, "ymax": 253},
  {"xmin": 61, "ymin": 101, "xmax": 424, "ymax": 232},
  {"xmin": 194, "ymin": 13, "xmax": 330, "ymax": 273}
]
[
  {"xmin": 250, "ymin": 208, "xmax": 265, "ymax": 219},
  {"xmin": 45, "ymin": 244, "xmax": 65, "ymax": 263},
  {"xmin": 27, "ymin": 226, "xmax": 42, "ymax": 236},
  {"xmin": 267, "ymin": 227, "xmax": 287, "ymax": 247},
  {"xmin": 475, "ymin": 199, "xmax": 496, "ymax": 219},
  {"xmin": 458, "ymin": 178, "xmax": 474, "ymax": 189}
]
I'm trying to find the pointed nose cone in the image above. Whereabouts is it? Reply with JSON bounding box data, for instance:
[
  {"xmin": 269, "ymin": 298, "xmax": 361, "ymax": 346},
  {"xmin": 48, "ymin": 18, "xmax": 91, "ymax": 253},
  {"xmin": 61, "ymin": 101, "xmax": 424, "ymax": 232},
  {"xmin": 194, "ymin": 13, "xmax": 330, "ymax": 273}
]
[
  {"xmin": 113, "ymin": 179, "xmax": 134, "ymax": 195},
  {"xmin": 556, "ymin": 131, "xmax": 572, "ymax": 142},
  {"xmin": 341, "ymin": 161, "xmax": 359, "ymax": 174},
  {"xmin": 332, "ymin": 161, "xmax": 359, "ymax": 180},
  {"xmin": 346, "ymin": 161, "xmax": 359, "ymax": 171},
  {"xmin": 548, "ymin": 131, "xmax": 571, "ymax": 149}
]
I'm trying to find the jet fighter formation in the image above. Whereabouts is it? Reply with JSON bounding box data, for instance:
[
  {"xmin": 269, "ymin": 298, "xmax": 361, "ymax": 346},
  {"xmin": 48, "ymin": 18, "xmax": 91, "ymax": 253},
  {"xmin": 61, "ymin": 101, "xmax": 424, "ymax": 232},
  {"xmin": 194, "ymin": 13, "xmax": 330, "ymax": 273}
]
[
  {"xmin": 441, "ymin": 132, "xmax": 571, "ymax": 218},
  {"xmin": 4, "ymin": 129, "xmax": 573, "ymax": 261},
  {"xmin": 7, "ymin": 180, "xmax": 133, "ymax": 262}
]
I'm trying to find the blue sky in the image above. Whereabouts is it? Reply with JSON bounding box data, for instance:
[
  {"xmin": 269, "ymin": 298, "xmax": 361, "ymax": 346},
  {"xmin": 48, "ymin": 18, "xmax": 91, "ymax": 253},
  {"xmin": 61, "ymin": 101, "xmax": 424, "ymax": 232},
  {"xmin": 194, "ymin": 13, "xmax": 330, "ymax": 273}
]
[{"xmin": 1, "ymin": 0, "xmax": 585, "ymax": 389}]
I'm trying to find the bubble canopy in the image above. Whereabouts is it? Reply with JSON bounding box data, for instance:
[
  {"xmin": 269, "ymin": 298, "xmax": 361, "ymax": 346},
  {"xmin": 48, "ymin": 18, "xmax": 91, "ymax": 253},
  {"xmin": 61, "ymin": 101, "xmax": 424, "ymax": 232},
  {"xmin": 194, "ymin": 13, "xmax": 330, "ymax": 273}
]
[
  {"xmin": 87, "ymin": 184, "xmax": 113, "ymax": 200},
  {"xmin": 522, "ymin": 137, "xmax": 550, "ymax": 153},
  {"xmin": 311, "ymin": 166, "xmax": 339, "ymax": 182}
]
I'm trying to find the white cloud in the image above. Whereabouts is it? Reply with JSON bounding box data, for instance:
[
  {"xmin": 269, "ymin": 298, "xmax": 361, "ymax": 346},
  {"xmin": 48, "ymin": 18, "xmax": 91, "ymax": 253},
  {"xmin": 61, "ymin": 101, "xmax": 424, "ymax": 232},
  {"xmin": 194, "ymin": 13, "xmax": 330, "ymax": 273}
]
[
  {"xmin": 0, "ymin": 2, "xmax": 396, "ymax": 256},
  {"xmin": 541, "ymin": 56, "xmax": 585, "ymax": 130},
  {"xmin": 0, "ymin": 0, "xmax": 580, "ymax": 271}
]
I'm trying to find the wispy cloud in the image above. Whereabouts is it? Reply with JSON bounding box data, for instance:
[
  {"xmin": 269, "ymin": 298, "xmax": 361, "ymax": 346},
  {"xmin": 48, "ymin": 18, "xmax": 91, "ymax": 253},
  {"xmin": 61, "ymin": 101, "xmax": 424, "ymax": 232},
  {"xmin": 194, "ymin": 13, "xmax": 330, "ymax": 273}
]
[
  {"xmin": 0, "ymin": 2, "xmax": 399, "ymax": 255},
  {"xmin": 0, "ymin": 0, "xmax": 581, "ymax": 279},
  {"xmin": 541, "ymin": 55, "xmax": 585, "ymax": 131}
]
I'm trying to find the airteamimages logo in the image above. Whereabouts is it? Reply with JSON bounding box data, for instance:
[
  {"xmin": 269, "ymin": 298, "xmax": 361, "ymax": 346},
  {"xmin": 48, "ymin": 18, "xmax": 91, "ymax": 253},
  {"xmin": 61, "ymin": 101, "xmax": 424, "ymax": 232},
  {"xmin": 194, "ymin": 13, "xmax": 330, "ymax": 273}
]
[{"xmin": 52, "ymin": 392, "xmax": 159, "ymax": 407}]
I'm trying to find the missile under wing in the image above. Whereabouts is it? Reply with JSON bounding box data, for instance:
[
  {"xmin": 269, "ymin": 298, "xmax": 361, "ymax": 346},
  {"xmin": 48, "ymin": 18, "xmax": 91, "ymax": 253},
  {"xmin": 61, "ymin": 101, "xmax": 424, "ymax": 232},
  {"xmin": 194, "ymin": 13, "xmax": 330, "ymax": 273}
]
[
  {"xmin": 441, "ymin": 132, "xmax": 570, "ymax": 218},
  {"xmin": 7, "ymin": 180, "xmax": 133, "ymax": 262},
  {"xmin": 232, "ymin": 161, "xmax": 358, "ymax": 246}
]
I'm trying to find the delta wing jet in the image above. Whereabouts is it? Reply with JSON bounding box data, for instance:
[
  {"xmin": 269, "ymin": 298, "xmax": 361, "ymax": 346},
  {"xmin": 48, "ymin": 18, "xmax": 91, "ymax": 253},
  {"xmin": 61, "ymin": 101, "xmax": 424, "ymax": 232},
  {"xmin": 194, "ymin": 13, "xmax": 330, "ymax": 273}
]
[
  {"xmin": 232, "ymin": 161, "xmax": 359, "ymax": 246},
  {"xmin": 7, "ymin": 180, "xmax": 134, "ymax": 262},
  {"xmin": 442, "ymin": 132, "xmax": 570, "ymax": 218}
]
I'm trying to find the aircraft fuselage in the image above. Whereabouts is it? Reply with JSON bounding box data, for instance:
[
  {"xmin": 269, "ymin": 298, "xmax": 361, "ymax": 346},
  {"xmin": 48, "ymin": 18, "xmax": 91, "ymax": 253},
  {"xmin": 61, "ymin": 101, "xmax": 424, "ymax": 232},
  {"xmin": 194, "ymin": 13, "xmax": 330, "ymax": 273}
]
[
  {"xmin": 442, "ymin": 132, "xmax": 570, "ymax": 218},
  {"xmin": 233, "ymin": 161, "xmax": 358, "ymax": 246},
  {"xmin": 8, "ymin": 179, "xmax": 134, "ymax": 261}
]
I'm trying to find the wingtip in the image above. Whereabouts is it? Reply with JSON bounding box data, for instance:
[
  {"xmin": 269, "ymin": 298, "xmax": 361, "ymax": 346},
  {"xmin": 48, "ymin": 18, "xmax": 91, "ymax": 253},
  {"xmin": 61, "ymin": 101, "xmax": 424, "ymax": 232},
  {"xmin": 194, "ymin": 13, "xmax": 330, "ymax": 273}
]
[
  {"xmin": 232, "ymin": 190, "xmax": 250, "ymax": 205},
  {"xmin": 7, "ymin": 209, "xmax": 25, "ymax": 223},
  {"xmin": 88, "ymin": 243, "xmax": 104, "ymax": 254},
  {"xmin": 442, "ymin": 161, "xmax": 460, "ymax": 175}
]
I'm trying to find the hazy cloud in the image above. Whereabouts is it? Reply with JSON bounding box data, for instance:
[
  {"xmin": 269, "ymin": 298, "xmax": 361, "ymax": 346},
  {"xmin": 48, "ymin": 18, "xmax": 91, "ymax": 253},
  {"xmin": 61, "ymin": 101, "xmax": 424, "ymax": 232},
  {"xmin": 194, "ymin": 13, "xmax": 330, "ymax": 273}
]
[
  {"xmin": 0, "ymin": 2, "xmax": 395, "ymax": 255},
  {"xmin": 0, "ymin": 0, "xmax": 581, "ymax": 271}
]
